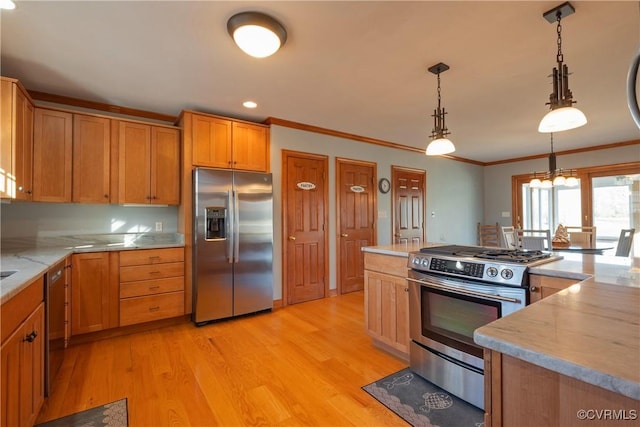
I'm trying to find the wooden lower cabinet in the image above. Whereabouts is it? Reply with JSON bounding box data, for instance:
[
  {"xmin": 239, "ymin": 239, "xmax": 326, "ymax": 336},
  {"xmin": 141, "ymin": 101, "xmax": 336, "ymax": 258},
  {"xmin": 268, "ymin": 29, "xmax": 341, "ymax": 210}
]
[
  {"xmin": 529, "ymin": 274, "xmax": 581, "ymax": 303},
  {"xmin": 363, "ymin": 252, "xmax": 410, "ymax": 358},
  {"xmin": 71, "ymin": 252, "xmax": 119, "ymax": 335},
  {"xmin": 119, "ymin": 248, "xmax": 185, "ymax": 326},
  {"xmin": 1, "ymin": 277, "xmax": 45, "ymax": 427},
  {"xmin": 484, "ymin": 349, "xmax": 640, "ymax": 427}
]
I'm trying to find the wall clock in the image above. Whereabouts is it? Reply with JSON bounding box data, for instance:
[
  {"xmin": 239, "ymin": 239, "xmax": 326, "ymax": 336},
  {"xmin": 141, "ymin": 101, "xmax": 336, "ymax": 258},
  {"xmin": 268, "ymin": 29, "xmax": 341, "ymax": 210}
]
[{"xmin": 378, "ymin": 178, "xmax": 391, "ymax": 194}]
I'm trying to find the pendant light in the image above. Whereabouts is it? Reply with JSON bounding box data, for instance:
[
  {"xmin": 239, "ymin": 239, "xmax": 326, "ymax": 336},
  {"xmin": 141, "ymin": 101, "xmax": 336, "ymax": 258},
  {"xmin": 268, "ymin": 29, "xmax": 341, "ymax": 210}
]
[
  {"xmin": 227, "ymin": 12, "xmax": 287, "ymax": 58},
  {"xmin": 426, "ymin": 63, "xmax": 455, "ymax": 156},
  {"xmin": 529, "ymin": 133, "xmax": 578, "ymax": 188},
  {"xmin": 538, "ymin": 2, "xmax": 587, "ymax": 133}
]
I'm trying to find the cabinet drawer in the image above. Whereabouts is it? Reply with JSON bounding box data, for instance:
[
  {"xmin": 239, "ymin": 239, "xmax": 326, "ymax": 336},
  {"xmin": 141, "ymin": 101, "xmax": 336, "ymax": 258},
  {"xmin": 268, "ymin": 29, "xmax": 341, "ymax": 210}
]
[
  {"xmin": 119, "ymin": 247, "xmax": 184, "ymax": 267},
  {"xmin": 120, "ymin": 262, "xmax": 184, "ymax": 282},
  {"xmin": 120, "ymin": 277, "xmax": 184, "ymax": 298},
  {"xmin": 364, "ymin": 253, "xmax": 409, "ymax": 277},
  {"xmin": 1, "ymin": 276, "xmax": 44, "ymax": 344},
  {"xmin": 120, "ymin": 292, "xmax": 184, "ymax": 326}
]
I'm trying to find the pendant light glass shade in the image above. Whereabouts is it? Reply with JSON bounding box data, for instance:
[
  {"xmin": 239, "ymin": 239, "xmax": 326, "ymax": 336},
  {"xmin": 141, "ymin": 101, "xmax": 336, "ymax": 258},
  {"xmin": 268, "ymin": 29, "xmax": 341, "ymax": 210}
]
[
  {"xmin": 538, "ymin": 106, "xmax": 587, "ymax": 132},
  {"xmin": 426, "ymin": 138, "xmax": 455, "ymax": 156},
  {"xmin": 529, "ymin": 178, "xmax": 542, "ymax": 188},
  {"xmin": 227, "ymin": 12, "xmax": 287, "ymax": 58},
  {"xmin": 565, "ymin": 176, "xmax": 579, "ymax": 186}
]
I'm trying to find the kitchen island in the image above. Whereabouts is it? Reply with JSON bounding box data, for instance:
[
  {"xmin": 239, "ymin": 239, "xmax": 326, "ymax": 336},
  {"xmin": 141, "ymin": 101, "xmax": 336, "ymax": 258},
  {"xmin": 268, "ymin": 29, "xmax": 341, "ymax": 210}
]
[
  {"xmin": 474, "ymin": 253, "xmax": 640, "ymax": 427},
  {"xmin": 363, "ymin": 243, "xmax": 639, "ymax": 426}
]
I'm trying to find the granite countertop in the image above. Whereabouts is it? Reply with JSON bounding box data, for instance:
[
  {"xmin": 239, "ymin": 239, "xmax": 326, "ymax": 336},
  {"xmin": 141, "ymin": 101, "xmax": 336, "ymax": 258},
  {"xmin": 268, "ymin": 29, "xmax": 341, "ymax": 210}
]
[
  {"xmin": 1, "ymin": 233, "xmax": 184, "ymax": 304},
  {"xmin": 475, "ymin": 254, "xmax": 640, "ymax": 400},
  {"xmin": 362, "ymin": 242, "xmax": 443, "ymax": 257}
]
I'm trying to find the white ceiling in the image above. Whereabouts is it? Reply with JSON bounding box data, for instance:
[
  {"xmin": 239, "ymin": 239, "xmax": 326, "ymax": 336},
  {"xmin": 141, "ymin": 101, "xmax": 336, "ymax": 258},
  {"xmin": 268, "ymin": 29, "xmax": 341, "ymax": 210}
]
[{"xmin": 2, "ymin": 1, "xmax": 639, "ymax": 163}]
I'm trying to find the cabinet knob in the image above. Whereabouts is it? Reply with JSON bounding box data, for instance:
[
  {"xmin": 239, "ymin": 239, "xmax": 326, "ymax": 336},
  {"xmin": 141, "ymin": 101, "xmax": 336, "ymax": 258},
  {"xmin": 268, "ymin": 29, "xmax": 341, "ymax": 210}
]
[
  {"xmin": 104, "ymin": 194, "xmax": 109, "ymax": 198},
  {"xmin": 530, "ymin": 286, "xmax": 538, "ymax": 292},
  {"xmin": 404, "ymin": 287, "xmax": 409, "ymax": 292},
  {"xmin": 26, "ymin": 189, "xmax": 32, "ymax": 195},
  {"xmin": 24, "ymin": 331, "xmax": 37, "ymax": 342}
]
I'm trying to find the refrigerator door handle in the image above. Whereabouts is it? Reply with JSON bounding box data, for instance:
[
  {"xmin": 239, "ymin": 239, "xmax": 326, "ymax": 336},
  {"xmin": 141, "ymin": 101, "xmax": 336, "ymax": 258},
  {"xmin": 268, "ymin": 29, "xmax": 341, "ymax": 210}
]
[
  {"xmin": 233, "ymin": 189, "xmax": 240, "ymax": 263},
  {"xmin": 227, "ymin": 190, "xmax": 233, "ymax": 263}
]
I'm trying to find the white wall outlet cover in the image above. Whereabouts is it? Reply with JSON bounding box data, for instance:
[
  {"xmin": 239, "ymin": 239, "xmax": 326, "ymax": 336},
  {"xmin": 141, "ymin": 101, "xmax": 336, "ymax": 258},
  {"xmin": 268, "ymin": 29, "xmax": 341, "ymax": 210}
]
[
  {"xmin": 378, "ymin": 210, "xmax": 388, "ymax": 219},
  {"xmin": 155, "ymin": 222, "xmax": 163, "ymax": 232},
  {"xmin": 501, "ymin": 211, "xmax": 511, "ymax": 217}
]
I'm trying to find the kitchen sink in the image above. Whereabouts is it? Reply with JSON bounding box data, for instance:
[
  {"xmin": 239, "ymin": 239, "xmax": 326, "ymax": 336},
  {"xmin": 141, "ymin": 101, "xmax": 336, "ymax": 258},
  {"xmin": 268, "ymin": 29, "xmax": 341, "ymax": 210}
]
[{"xmin": 0, "ymin": 270, "xmax": 17, "ymax": 280}]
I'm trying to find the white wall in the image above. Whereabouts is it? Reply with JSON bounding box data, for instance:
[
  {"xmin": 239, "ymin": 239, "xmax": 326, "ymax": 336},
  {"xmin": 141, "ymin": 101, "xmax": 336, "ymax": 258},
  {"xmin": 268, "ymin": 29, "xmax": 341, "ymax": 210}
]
[
  {"xmin": 0, "ymin": 202, "xmax": 178, "ymax": 238},
  {"xmin": 483, "ymin": 143, "xmax": 640, "ymax": 226},
  {"xmin": 270, "ymin": 125, "xmax": 484, "ymax": 299}
]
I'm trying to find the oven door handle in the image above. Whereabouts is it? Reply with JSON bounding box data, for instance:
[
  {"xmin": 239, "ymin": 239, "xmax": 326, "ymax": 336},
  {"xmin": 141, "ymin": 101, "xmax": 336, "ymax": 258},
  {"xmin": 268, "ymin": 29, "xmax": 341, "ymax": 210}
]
[{"xmin": 406, "ymin": 277, "xmax": 522, "ymax": 304}]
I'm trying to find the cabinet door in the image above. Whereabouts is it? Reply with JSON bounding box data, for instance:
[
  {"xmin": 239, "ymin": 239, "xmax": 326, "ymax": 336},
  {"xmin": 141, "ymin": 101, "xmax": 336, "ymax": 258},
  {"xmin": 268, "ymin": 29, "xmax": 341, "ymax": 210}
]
[
  {"xmin": 529, "ymin": 274, "xmax": 579, "ymax": 304},
  {"xmin": 71, "ymin": 252, "xmax": 113, "ymax": 335},
  {"xmin": 151, "ymin": 127, "xmax": 180, "ymax": 205},
  {"xmin": 1, "ymin": 325, "xmax": 21, "ymax": 427},
  {"xmin": 118, "ymin": 121, "xmax": 151, "ymax": 204},
  {"xmin": 14, "ymin": 87, "xmax": 34, "ymax": 201},
  {"xmin": 21, "ymin": 304, "xmax": 44, "ymax": 427},
  {"xmin": 232, "ymin": 122, "xmax": 268, "ymax": 172},
  {"xmin": 192, "ymin": 114, "xmax": 232, "ymax": 168},
  {"xmin": 73, "ymin": 114, "xmax": 111, "ymax": 203},
  {"xmin": 1, "ymin": 79, "xmax": 14, "ymax": 199},
  {"xmin": 33, "ymin": 108, "xmax": 72, "ymax": 202}
]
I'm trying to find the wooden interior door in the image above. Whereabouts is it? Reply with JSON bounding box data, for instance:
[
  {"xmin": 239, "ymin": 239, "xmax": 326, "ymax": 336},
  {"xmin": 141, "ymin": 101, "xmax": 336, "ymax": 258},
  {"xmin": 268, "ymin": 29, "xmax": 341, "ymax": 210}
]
[
  {"xmin": 392, "ymin": 167, "xmax": 426, "ymax": 244},
  {"xmin": 283, "ymin": 151, "xmax": 328, "ymax": 305},
  {"xmin": 337, "ymin": 158, "xmax": 376, "ymax": 294}
]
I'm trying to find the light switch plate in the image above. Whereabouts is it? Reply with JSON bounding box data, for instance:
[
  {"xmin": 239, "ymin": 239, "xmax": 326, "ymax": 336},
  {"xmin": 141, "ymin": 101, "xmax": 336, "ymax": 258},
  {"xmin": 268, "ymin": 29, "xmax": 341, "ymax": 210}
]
[{"xmin": 155, "ymin": 222, "xmax": 163, "ymax": 232}]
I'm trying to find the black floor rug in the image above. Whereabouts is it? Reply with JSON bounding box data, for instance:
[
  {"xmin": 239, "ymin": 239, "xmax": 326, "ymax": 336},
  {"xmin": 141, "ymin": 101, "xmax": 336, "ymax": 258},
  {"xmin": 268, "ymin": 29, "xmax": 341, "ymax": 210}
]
[
  {"xmin": 35, "ymin": 398, "xmax": 128, "ymax": 427},
  {"xmin": 363, "ymin": 368, "xmax": 484, "ymax": 427}
]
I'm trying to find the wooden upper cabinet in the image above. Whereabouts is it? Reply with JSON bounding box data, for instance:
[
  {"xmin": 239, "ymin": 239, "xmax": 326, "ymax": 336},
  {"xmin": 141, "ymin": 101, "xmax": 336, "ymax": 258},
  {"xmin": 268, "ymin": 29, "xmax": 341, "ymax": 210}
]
[
  {"xmin": 232, "ymin": 121, "xmax": 268, "ymax": 171},
  {"xmin": 190, "ymin": 112, "xmax": 269, "ymax": 172},
  {"xmin": 1, "ymin": 78, "xmax": 34, "ymax": 200},
  {"xmin": 118, "ymin": 121, "xmax": 180, "ymax": 205},
  {"xmin": 73, "ymin": 114, "xmax": 111, "ymax": 203},
  {"xmin": 151, "ymin": 126, "xmax": 180, "ymax": 205},
  {"xmin": 192, "ymin": 114, "xmax": 232, "ymax": 168},
  {"xmin": 33, "ymin": 108, "xmax": 72, "ymax": 202}
]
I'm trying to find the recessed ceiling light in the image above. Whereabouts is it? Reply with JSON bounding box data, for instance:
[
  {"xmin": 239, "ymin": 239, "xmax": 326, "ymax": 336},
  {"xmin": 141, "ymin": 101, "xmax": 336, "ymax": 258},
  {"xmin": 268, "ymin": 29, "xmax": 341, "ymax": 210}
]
[
  {"xmin": 243, "ymin": 101, "xmax": 258, "ymax": 109},
  {"xmin": 0, "ymin": 0, "xmax": 16, "ymax": 10}
]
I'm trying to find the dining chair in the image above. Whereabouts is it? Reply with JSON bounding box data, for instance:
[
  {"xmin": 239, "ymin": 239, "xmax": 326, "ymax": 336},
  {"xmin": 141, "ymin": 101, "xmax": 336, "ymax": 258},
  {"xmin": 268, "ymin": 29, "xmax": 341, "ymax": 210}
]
[
  {"xmin": 615, "ymin": 229, "xmax": 635, "ymax": 257},
  {"xmin": 516, "ymin": 229, "xmax": 551, "ymax": 251},
  {"xmin": 501, "ymin": 226, "xmax": 517, "ymax": 249},
  {"xmin": 478, "ymin": 222, "xmax": 500, "ymax": 247},
  {"xmin": 565, "ymin": 226, "xmax": 596, "ymax": 248}
]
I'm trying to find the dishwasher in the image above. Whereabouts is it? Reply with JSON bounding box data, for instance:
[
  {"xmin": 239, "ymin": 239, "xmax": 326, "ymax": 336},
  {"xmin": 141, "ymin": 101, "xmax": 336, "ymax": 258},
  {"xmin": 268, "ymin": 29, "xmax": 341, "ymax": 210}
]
[{"xmin": 46, "ymin": 259, "xmax": 67, "ymax": 396}]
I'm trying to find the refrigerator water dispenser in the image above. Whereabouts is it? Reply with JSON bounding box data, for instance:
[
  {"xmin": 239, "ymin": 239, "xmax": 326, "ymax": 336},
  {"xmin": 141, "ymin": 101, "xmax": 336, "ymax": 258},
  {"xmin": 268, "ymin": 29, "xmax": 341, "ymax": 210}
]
[{"xmin": 205, "ymin": 207, "xmax": 226, "ymax": 240}]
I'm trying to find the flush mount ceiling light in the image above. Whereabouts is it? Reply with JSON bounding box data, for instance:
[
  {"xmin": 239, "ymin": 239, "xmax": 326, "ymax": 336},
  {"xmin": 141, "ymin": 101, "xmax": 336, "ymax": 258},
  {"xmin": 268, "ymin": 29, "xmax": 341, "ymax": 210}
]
[
  {"xmin": 425, "ymin": 63, "xmax": 455, "ymax": 156},
  {"xmin": 538, "ymin": 2, "xmax": 587, "ymax": 133},
  {"xmin": 227, "ymin": 11, "xmax": 287, "ymax": 58},
  {"xmin": 242, "ymin": 100, "xmax": 258, "ymax": 109},
  {"xmin": 529, "ymin": 133, "xmax": 578, "ymax": 188}
]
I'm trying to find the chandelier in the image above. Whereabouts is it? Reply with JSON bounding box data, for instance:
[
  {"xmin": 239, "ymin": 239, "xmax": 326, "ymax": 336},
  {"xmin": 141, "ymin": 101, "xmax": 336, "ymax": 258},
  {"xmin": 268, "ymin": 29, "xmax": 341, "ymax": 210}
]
[
  {"xmin": 425, "ymin": 62, "xmax": 455, "ymax": 156},
  {"xmin": 529, "ymin": 133, "xmax": 578, "ymax": 188},
  {"xmin": 538, "ymin": 2, "xmax": 587, "ymax": 133}
]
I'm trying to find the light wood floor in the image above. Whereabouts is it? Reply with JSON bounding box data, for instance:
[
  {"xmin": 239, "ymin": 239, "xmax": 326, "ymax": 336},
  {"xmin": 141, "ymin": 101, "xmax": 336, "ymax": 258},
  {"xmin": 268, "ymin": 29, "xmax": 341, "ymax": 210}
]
[{"xmin": 37, "ymin": 291, "xmax": 409, "ymax": 426}]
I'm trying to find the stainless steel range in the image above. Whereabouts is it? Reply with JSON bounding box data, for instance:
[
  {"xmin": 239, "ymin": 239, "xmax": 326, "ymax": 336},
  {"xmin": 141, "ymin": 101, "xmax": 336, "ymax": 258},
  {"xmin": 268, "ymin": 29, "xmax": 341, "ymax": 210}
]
[{"xmin": 407, "ymin": 244, "xmax": 559, "ymax": 410}]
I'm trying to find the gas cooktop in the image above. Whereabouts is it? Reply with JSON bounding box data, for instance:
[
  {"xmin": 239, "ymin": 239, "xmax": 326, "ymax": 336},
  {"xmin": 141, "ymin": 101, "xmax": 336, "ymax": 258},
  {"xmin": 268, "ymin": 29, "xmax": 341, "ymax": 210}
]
[
  {"xmin": 419, "ymin": 245, "xmax": 552, "ymax": 264},
  {"xmin": 410, "ymin": 245, "xmax": 561, "ymax": 287}
]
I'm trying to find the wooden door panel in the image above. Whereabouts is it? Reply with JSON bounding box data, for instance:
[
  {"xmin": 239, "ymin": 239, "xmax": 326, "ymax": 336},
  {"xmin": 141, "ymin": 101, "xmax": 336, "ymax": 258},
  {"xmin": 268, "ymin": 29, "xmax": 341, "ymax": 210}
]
[
  {"xmin": 393, "ymin": 168, "xmax": 426, "ymax": 244},
  {"xmin": 73, "ymin": 114, "xmax": 111, "ymax": 203},
  {"xmin": 338, "ymin": 160, "xmax": 376, "ymax": 294},
  {"xmin": 119, "ymin": 122, "xmax": 151, "ymax": 204},
  {"xmin": 192, "ymin": 115, "xmax": 231, "ymax": 168},
  {"xmin": 32, "ymin": 108, "xmax": 72, "ymax": 202},
  {"xmin": 284, "ymin": 153, "xmax": 327, "ymax": 305},
  {"xmin": 151, "ymin": 127, "xmax": 180, "ymax": 205}
]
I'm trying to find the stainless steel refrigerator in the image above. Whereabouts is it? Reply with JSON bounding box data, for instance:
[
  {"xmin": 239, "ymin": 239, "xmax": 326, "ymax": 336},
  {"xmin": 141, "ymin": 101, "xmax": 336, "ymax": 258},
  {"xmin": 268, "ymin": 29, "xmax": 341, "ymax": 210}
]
[{"xmin": 193, "ymin": 167, "xmax": 273, "ymax": 324}]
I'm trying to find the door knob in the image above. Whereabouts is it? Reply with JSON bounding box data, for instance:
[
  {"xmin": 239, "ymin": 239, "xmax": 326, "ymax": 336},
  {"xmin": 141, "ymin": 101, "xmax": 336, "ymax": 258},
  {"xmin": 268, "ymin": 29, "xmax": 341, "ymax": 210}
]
[
  {"xmin": 394, "ymin": 233, "xmax": 402, "ymax": 237},
  {"xmin": 288, "ymin": 236, "xmax": 296, "ymax": 241},
  {"xmin": 341, "ymin": 233, "xmax": 348, "ymax": 237}
]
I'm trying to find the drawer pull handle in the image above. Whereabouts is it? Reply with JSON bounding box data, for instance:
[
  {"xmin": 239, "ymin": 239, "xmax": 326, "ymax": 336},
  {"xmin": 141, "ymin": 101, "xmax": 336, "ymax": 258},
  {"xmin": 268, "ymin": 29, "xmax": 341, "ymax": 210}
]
[
  {"xmin": 149, "ymin": 271, "xmax": 161, "ymax": 275},
  {"xmin": 24, "ymin": 331, "xmax": 38, "ymax": 342},
  {"xmin": 149, "ymin": 285, "xmax": 160, "ymax": 290},
  {"xmin": 149, "ymin": 256, "xmax": 161, "ymax": 260},
  {"xmin": 149, "ymin": 306, "xmax": 160, "ymax": 312}
]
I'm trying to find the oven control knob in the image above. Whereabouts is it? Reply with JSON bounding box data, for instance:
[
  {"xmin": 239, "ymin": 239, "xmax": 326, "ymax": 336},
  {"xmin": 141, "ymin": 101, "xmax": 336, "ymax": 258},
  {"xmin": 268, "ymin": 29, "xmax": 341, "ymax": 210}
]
[
  {"xmin": 501, "ymin": 269, "xmax": 514, "ymax": 280},
  {"xmin": 421, "ymin": 258, "xmax": 429, "ymax": 267},
  {"xmin": 487, "ymin": 267, "xmax": 498, "ymax": 277}
]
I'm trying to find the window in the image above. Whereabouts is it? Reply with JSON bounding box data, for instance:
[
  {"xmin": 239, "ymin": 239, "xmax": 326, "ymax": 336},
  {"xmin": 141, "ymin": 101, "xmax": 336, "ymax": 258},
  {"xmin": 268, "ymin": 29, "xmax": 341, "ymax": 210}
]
[{"xmin": 513, "ymin": 162, "xmax": 640, "ymax": 249}]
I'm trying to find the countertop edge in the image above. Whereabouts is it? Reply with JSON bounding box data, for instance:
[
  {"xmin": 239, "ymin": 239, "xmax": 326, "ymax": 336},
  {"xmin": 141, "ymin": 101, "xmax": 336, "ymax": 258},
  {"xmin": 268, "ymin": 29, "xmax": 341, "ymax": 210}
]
[
  {"xmin": 474, "ymin": 329, "xmax": 640, "ymax": 400},
  {"xmin": 361, "ymin": 247, "xmax": 410, "ymax": 257}
]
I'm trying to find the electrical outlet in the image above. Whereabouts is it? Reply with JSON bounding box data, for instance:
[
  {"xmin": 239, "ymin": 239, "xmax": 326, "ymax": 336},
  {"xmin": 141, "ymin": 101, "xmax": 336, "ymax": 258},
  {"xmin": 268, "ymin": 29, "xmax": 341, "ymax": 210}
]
[{"xmin": 155, "ymin": 222, "xmax": 163, "ymax": 232}]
